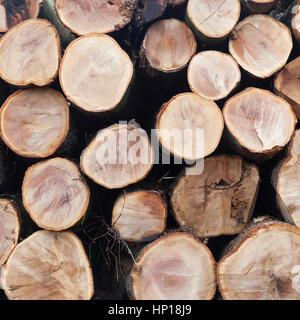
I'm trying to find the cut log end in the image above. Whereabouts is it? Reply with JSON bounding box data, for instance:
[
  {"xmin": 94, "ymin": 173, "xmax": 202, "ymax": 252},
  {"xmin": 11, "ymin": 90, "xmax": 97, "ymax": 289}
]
[
  {"xmin": 171, "ymin": 155, "xmax": 260, "ymax": 238},
  {"xmin": 241, "ymin": 0, "xmax": 279, "ymax": 13},
  {"xmin": 223, "ymin": 87, "xmax": 297, "ymax": 160},
  {"xmin": 112, "ymin": 191, "xmax": 167, "ymax": 242},
  {"xmin": 0, "ymin": 0, "xmax": 40, "ymax": 32},
  {"xmin": 142, "ymin": 18, "xmax": 196, "ymax": 73},
  {"xmin": 0, "ymin": 199, "xmax": 20, "ymax": 266},
  {"xmin": 187, "ymin": 0, "xmax": 240, "ymax": 41},
  {"xmin": 60, "ymin": 34, "xmax": 133, "ymax": 113},
  {"xmin": 1, "ymin": 230, "xmax": 94, "ymax": 300},
  {"xmin": 56, "ymin": 0, "xmax": 137, "ymax": 35},
  {"xmin": 274, "ymin": 56, "xmax": 300, "ymax": 120},
  {"xmin": 292, "ymin": 2, "xmax": 300, "ymax": 43},
  {"xmin": 275, "ymin": 130, "xmax": 300, "ymax": 227},
  {"xmin": 0, "ymin": 18, "xmax": 60, "ymax": 86},
  {"xmin": 229, "ymin": 14, "xmax": 293, "ymax": 79},
  {"xmin": 80, "ymin": 124, "xmax": 154, "ymax": 189},
  {"xmin": 218, "ymin": 223, "xmax": 300, "ymax": 300},
  {"xmin": 22, "ymin": 158, "xmax": 90, "ymax": 231},
  {"xmin": 0, "ymin": 88, "xmax": 69, "ymax": 158},
  {"xmin": 129, "ymin": 233, "xmax": 216, "ymax": 300},
  {"xmin": 156, "ymin": 93, "xmax": 224, "ymax": 160},
  {"xmin": 188, "ymin": 50, "xmax": 241, "ymax": 101}
]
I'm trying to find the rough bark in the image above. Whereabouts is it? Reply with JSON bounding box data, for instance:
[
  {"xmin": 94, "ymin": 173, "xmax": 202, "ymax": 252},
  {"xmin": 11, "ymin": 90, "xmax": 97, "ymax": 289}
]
[{"xmin": 134, "ymin": 0, "xmax": 167, "ymax": 27}]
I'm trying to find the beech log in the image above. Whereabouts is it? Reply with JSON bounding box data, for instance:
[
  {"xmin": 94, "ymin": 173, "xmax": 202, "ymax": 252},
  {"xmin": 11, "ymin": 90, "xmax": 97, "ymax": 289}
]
[
  {"xmin": 0, "ymin": 199, "xmax": 20, "ymax": 266},
  {"xmin": 188, "ymin": 50, "xmax": 241, "ymax": 101},
  {"xmin": 156, "ymin": 93, "xmax": 224, "ymax": 161},
  {"xmin": 0, "ymin": 18, "xmax": 60, "ymax": 86},
  {"xmin": 112, "ymin": 190, "xmax": 167, "ymax": 242},
  {"xmin": 223, "ymin": 87, "xmax": 297, "ymax": 162},
  {"xmin": 141, "ymin": 18, "xmax": 196, "ymax": 74},
  {"xmin": 272, "ymin": 129, "xmax": 300, "ymax": 227},
  {"xmin": 171, "ymin": 155, "xmax": 260, "ymax": 238},
  {"xmin": 0, "ymin": 88, "xmax": 69, "ymax": 158},
  {"xmin": 80, "ymin": 123, "xmax": 154, "ymax": 189},
  {"xmin": 60, "ymin": 34, "xmax": 133, "ymax": 113},
  {"xmin": 0, "ymin": 0, "xmax": 40, "ymax": 32},
  {"xmin": 229, "ymin": 14, "xmax": 293, "ymax": 79},
  {"xmin": 128, "ymin": 232, "xmax": 216, "ymax": 300},
  {"xmin": 274, "ymin": 57, "xmax": 300, "ymax": 120},
  {"xmin": 22, "ymin": 157, "xmax": 90, "ymax": 231},
  {"xmin": 55, "ymin": 0, "xmax": 137, "ymax": 35},
  {"xmin": 1, "ymin": 230, "xmax": 94, "ymax": 300},
  {"xmin": 241, "ymin": 0, "xmax": 279, "ymax": 13},
  {"xmin": 186, "ymin": 0, "xmax": 240, "ymax": 43},
  {"xmin": 218, "ymin": 222, "xmax": 300, "ymax": 300}
]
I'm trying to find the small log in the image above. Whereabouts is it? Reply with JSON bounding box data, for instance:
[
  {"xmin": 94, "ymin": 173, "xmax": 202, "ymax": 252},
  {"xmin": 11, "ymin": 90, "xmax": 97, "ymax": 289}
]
[
  {"xmin": 127, "ymin": 232, "xmax": 216, "ymax": 300},
  {"xmin": 0, "ymin": 0, "xmax": 40, "ymax": 32},
  {"xmin": 1, "ymin": 230, "xmax": 94, "ymax": 300},
  {"xmin": 43, "ymin": 0, "xmax": 76, "ymax": 47},
  {"xmin": 186, "ymin": 0, "xmax": 241, "ymax": 43},
  {"xmin": 134, "ymin": 0, "xmax": 167, "ymax": 27},
  {"xmin": 218, "ymin": 222, "xmax": 300, "ymax": 300},
  {"xmin": 141, "ymin": 18, "xmax": 196, "ymax": 75},
  {"xmin": 0, "ymin": 88, "xmax": 69, "ymax": 159},
  {"xmin": 55, "ymin": 0, "xmax": 137, "ymax": 35},
  {"xmin": 187, "ymin": 50, "xmax": 241, "ymax": 101},
  {"xmin": 0, "ymin": 18, "xmax": 60, "ymax": 86},
  {"xmin": 274, "ymin": 56, "xmax": 300, "ymax": 120},
  {"xmin": 112, "ymin": 190, "xmax": 167, "ymax": 242},
  {"xmin": 292, "ymin": 0, "xmax": 300, "ymax": 43},
  {"xmin": 223, "ymin": 87, "xmax": 297, "ymax": 162},
  {"xmin": 80, "ymin": 123, "xmax": 154, "ymax": 189},
  {"xmin": 60, "ymin": 34, "xmax": 133, "ymax": 113},
  {"xmin": 229, "ymin": 14, "xmax": 293, "ymax": 79},
  {"xmin": 156, "ymin": 93, "xmax": 224, "ymax": 161},
  {"xmin": 22, "ymin": 157, "xmax": 90, "ymax": 231},
  {"xmin": 272, "ymin": 129, "xmax": 300, "ymax": 227},
  {"xmin": 0, "ymin": 199, "xmax": 20, "ymax": 266},
  {"xmin": 241, "ymin": 0, "xmax": 279, "ymax": 13},
  {"xmin": 171, "ymin": 155, "xmax": 260, "ymax": 238}
]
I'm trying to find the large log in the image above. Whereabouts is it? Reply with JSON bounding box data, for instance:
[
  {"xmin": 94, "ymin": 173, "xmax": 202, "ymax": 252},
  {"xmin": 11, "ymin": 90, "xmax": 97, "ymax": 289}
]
[
  {"xmin": 229, "ymin": 14, "xmax": 293, "ymax": 79},
  {"xmin": 1, "ymin": 230, "xmax": 94, "ymax": 300},
  {"xmin": 274, "ymin": 57, "xmax": 300, "ymax": 120},
  {"xmin": 171, "ymin": 155, "xmax": 260, "ymax": 238},
  {"xmin": 59, "ymin": 34, "xmax": 133, "ymax": 113},
  {"xmin": 127, "ymin": 232, "xmax": 216, "ymax": 300},
  {"xmin": 223, "ymin": 87, "xmax": 297, "ymax": 162},
  {"xmin": 272, "ymin": 129, "xmax": 300, "ymax": 227},
  {"xmin": 187, "ymin": 50, "xmax": 241, "ymax": 101},
  {"xmin": 140, "ymin": 18, "xmax": 196, "ymax": 76},
  {"xmin": 0, "ymin": 88, "xmax": 69, "ymax": 159},
  {"xmin": 55, "ymin": 0, "xmax": 138, "ymax": 35},
  {"xmin": 0, "ymin": 0, "xmax": 40, "ymax": 32},
  {"xmin": 0, "ymin": 199, "xmax": 20, "ymax": 266},
  {"xmin": 22, "ymin": 157, "xmax": 90, "ymax": 231},
  {"xmin": 186, "ymin": 0, "xmax": 240, "ymax": 43},
  {"xmin": 80, "ymin": 123, "xmax": 154, "ymax": 189},
  {"xmin": 112, "ymin": 190, "xmax": 167, "ymax": 242},
  {"xmin": 0, "ymin": 18, "xmax": 60, "ymax": 86},
  {"xmin": 156, "ymin": 93, "xmax": 224, "ymax": 161},
  {"xmin": 218, "ymin": 221, "xmax": 300, "ymax": 300}
]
